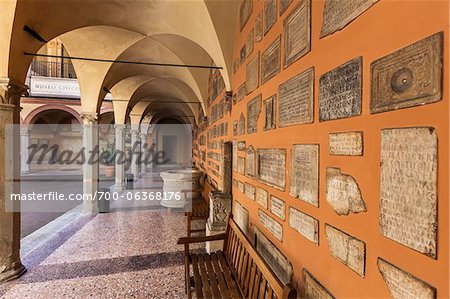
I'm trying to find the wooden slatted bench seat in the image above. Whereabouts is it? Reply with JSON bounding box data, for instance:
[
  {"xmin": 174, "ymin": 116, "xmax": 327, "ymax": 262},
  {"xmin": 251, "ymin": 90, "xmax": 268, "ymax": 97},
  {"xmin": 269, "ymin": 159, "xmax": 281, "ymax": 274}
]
[{"xmin": 177, "ymin": 217, "xmax": 297, "ymax": 299}]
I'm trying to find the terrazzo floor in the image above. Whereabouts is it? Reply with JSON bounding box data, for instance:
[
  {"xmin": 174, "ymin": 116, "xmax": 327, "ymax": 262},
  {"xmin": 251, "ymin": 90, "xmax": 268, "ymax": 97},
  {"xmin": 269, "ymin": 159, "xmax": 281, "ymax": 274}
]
[{"xmin": 1, "ymin": 173, "xmax": 205, "ymax": 299}]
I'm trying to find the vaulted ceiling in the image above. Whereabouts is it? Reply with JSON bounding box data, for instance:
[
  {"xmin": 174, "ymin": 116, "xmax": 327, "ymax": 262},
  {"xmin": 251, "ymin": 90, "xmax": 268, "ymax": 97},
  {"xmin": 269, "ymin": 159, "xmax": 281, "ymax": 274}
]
[{"xmin": 2, "ymin": 0, "xmax": 240, "ymax": 124}]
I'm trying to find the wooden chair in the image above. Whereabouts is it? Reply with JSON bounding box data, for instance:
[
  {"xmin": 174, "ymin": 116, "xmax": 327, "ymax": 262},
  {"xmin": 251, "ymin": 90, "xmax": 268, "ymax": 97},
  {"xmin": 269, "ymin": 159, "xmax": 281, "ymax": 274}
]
[
  {"xmin": 183, "ymin": 179, "xmax": 213, "ymax": 237},
  {"xmin": 177, "ymin": 217, "xmax": 297, "ymax": 299}
]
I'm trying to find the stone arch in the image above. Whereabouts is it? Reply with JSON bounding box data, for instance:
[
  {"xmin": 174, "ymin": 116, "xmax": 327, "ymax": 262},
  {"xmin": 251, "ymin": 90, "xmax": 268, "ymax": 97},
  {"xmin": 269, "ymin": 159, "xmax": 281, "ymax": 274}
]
[{"xmin": 23, "ymin": 104, "xmax": 82, "ymax": 125}]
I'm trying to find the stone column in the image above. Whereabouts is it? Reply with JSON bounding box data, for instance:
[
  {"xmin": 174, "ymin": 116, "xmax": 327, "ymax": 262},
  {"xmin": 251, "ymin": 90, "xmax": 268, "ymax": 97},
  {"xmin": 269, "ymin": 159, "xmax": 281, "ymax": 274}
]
[
  {"xmin": 114, "ymin": 124, "xmax": 126, "ymax": 190},
  {"xmin": 139, "ymin": 132, "xmax": 148, "ymax": 177},
  {"xmin": 0, "ymin": 78, "xmax": 27, "ymax": 281},
  {"xmin": 81, "ymin": 112, "xmax": 99, "ymax": 213},
  {"xmin": 20, "ymin": 128, "xmax": 30, "ymax": 174},
  {"xmin": 206, "ymin": 191, "xmax": 231, "ymax": 253},
  {"xmin": 130, "ymin": 127, "xmax": 140, "ymax": 181}
]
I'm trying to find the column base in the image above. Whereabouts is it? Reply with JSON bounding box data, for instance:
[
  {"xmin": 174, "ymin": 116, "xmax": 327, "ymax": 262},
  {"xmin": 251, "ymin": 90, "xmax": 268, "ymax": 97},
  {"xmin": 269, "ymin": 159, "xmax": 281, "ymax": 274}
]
[
  {"xmin": 0, "ymin": 261, "xmax": 26, "ymax": 282},
  {"xmin": 113, "ymin": 184, "xmax": 126, "ymax": 191},
  {"xmin": 206, "ymin": 223, "xmax": 225, "ymax": 254},
  {"xmin": 82, "ymin": 200, "xmax": 99, "ymax": 213}
]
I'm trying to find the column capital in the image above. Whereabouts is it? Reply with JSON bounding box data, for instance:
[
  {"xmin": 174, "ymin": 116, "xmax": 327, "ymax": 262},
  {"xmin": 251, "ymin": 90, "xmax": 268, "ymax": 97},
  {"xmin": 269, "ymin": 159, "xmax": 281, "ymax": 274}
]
[
  {"xmin": 0, "ymin": 78, "xmax": 28, "ymax": 106},
  {"xmin": 20, "ymin": 127, "xmax": 30, "ymax": 136},
  {"xmin": 80, "ymin": 112, "xmax": 98, "ymax": 124},
  {"xmin": 114, "ymin": 124, "xmax": 126, "ymax": 131}
]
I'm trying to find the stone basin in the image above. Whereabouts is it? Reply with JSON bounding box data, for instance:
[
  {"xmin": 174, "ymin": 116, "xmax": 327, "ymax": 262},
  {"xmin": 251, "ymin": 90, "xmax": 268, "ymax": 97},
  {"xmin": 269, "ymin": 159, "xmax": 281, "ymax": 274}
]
[{"xmin": 159, "ymin": 169, "xmax": 202, "ymax": 208}]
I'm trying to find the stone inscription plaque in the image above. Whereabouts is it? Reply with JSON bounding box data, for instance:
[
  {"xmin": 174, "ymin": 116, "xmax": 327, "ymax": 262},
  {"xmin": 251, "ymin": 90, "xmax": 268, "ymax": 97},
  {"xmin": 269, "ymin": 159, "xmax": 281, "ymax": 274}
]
[
  {"xmin": 303, "ymin": 269, "xmax": 335, "ymax": 299},
  {"xmin": 290, "ymin": 144, "xmax": 319, "ymax": 207},
  {"xmin": 238, "ymin": 181, "xmax": 245, "ymax": 193},
  {"xmin": 257, "ymin": 149, "xmax": 286, "ymax": 190},
  {"xmin": 329, "ymin": 131, "xmax": 363, "ymax": 156},
  {"xmin": 240, "ymin": 45, "xmax": 246, "ymax": 65},
  {"xmin": 256, "ymin": 187, "xmax": 268, "ymax": 209},
  {"xmin": 245, "ymin": 145, "xmax": 256, "ymax": 177},
  {"xmin": 319, "ymin": 57, "xmax": 362, "ymax": 121},
  {"xmin": 255, "ymin": 13, "xmax": 263, "ymax": 42},
  {"xmin": 320, "ymin": 0, "xmax": 379, "ymax": 38},
  {"xmin": 246, "ymin": 52, "xmax": 259, "ymax": 94},
  {"xmin": 326, "ymin": 168, "xmax": 366, "ymax": 215},
  {"xmin": 232, "ymin": 140, "xmax": 238, "ymax": 172},
  {"xmin": 280, "ymin": 0, "xmax": 293, "ymax": 16},
  {"xmin": 261, "ymin": 36, "xmax": 281, "ymax": 84},
  {"xmin": 238, "ymin": 113, "xmax": 245, "ymax": 135},
  {"xmin": 270, "ymin": 195, "xmax": 286, "ymax": 220},
  {"xmin": 240, "ymin": 0, "xmax": 253, "ymax": 30},
  {"xmin": 245, "ymin": 183, "xmax": 256, "ymax": 200},
  {"xmin": 247, "ymin": 94, "xmax": 262, "ymax": 134},
  {"xmin": 238, "ymin": 141, "xmax": 246, "ymax": 151},
  {"xmin": 371, "ymin": 32, "xmax": 443, "ymax": 114},
  {"xmin": 283, "ymin": 0, "xmax": 311, "ymax": 68},
  {"xmin": 264, "ymin": 95, "xmax": 276, "ymax": 130},
  {"xmin": 278, "ymin": 67, "xmax": 314, "ymax": 127},
  {"xmin": 325, "ymin": 224, "xmax": 365, "ymax": 277},
  {"xmin": 264, "ymin": 0, "xmax": 277, "ymax": 35},
  {"xmin": 258, "ymin": 210, "xmax": 283, "ymax": 241},
  {"xmin": 254, "ymin": 227, "xmax": 293, "ymax": 285},
  {"xmin": 233, "ymin": 58, "xmax": 239, "ymax": 74},
  {"xmin": 378, "ymin": 258, "xmax": 436, "ymax": 299},
  {"xmin": 380, "ymin": 127, "xmax": 437, "ymax": 258},
  {"xmin": 237, "ymin": 82, "xmax": 246, "ymax": 102},
  {"xmin": 289, "ymin": 207, "xmax": 319, "ymax": 244},
  {"xmin": 238, "ymin": 157, "xmax": 245, "ymax": 175},
  {"xmin": 234, "ymin": 200, "xmax": 249, "ymax": 236},
  {"xmin": 246, "ymin": 29, "xmax": 254, "ymax": 57}
]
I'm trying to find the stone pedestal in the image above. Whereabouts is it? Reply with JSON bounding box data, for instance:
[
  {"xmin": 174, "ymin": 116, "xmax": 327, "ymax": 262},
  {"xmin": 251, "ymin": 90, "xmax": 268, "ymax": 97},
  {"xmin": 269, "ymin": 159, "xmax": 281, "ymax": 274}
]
[
  {"xmin": 114, "ymin": 124, "xmax": 126, "ymax": 190},
  {"xmin": 206, "ymin": 223, "xmax": 225, "ymax": 253},
  {"xmin": 160, "ymin": 169, "xmax": 201, "ymax": 208},
  {"xmin": 206, "ymin": 192, "xmax": 231, "ymax": 253},
  {"xmin": 0, "ymin": 79, "xmax": 27, "ymax": 281},
  {"xmin": 81, "ymin": 112, "xmax": 99, "ymax": 213}
]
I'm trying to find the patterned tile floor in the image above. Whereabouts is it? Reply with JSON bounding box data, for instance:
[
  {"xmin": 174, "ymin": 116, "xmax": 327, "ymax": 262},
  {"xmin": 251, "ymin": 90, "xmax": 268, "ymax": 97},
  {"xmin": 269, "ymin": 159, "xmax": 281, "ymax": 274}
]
[{"xmin": 1, "ymin": 173, "xmax": 205, "ymax": 299}]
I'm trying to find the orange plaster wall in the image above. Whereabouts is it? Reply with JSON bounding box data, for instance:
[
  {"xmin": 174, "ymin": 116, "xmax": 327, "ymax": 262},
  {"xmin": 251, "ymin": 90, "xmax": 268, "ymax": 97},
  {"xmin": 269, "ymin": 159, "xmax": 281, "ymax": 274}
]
[{"xmin": 194, "ymin": 0, "xmax": 449, "ymax": 297}]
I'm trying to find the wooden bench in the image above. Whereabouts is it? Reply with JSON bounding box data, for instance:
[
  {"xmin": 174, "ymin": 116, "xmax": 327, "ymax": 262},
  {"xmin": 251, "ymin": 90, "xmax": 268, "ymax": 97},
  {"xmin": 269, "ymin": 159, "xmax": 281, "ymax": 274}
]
[
  {"xmin": 177, "ymin": 217, "xmax": 297, "ymax": 299},
  {"xmin": 183, "ymin": 176, "xmax": 213, "ymax": 237}
]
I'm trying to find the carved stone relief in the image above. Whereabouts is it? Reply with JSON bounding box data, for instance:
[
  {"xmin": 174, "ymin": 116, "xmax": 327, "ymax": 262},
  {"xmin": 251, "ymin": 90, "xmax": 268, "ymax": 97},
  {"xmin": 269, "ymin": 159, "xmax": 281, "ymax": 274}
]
[
  {"xmin": 289, "ymin": 207, "xmax": 319, "ymax": 244},
  {"xmin": 246, "ymin": 52, "xmax": 260, "ymax": 94},
  {"xmin": 290, "ymin": 144, "xmax": 319, "ymax": 207},
  {"xmin": 247, "ymin": 94, "xmax": 261, "ymax": 134},
  {"xmin": 326, "ymin": 168, "xmax": 366, "ymax": 215},
  {"xmin": 320, "ymin": 0, "xmax": 379, "ymax": 38},
  {"xmin": 245, "ymin": 145, "xmax": 256, "ymax": 177},
  {"xmin": 378, "ymin": 258, "xmax": 436, "ymax": 299},
  {"xmin": 283, "ymin": 0, "xmax": 311, "ymax": 68},
  {"xmin": 258, "ymin": 209, "xmax": 283, "ymax": 241},
  {"xmin": 278, "ymin": 67, "xmax": 314, "ymax": 127},
  {"xmin": 371, "ymin": 32, "xmax": 443, "ymax": 114},
  {"xmin": 319, "ymin": 57, "xmax": 362, "ymax": 122},
  {"xmin": 380, "ymin": 127, "xmax": 437, "ymax": 258},
  {"xmin": 264, "ymin": 0, "xmax": 277, "ymax": 35},
  {"xmin": 254, "ymin": 227, "xmax": 293, "ymax": 285},
  {"xmin": 325, "ymin": 224, "xmax": 366, "ymax": 277},
  {"xmin": 256, "ymin": 187, "xmax": 268, "ymax": 209},
  {"xmin": 261, "ymin": 36, "xmax": 281, "ymax": 84},
  {"xmin": 257, "ymin": 148, "xmax": 286, "ymax": 190},
  {"xmin": 329, "ymin": 131, "xmax": 363, "ymax": 156},
  {"xmin": 263, "ymin": 94, "xmax": 276, "ymax": 130},
  {"xmin": 270, "ymin": 195, "xmax": 286, "ymax": 220}
]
